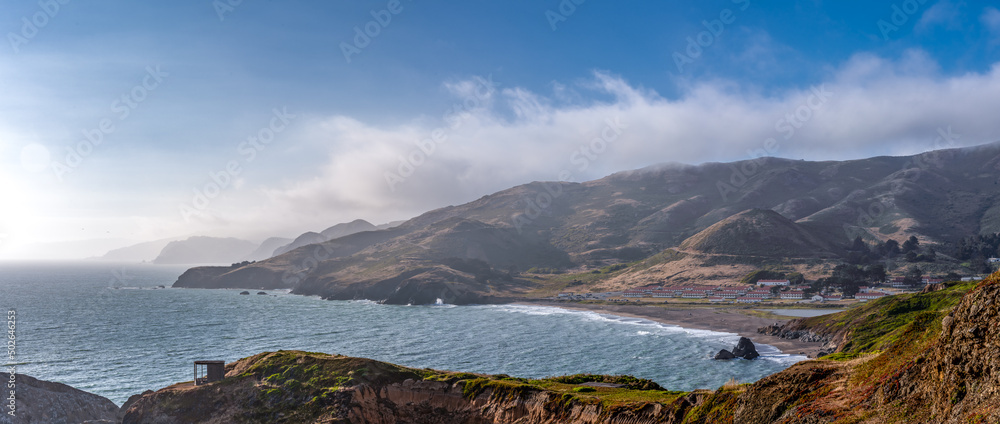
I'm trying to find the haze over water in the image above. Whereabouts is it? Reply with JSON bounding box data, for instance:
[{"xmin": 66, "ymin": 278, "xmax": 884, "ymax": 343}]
[{"xmin": 0, "ymin": 262, "xmax": 803, "ymax": 405}]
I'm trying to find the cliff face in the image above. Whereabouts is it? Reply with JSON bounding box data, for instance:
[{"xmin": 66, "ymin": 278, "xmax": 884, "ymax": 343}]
[
  {"xmin": 0, "ymin": 372, "xmax": 119, "ymax": 424},
  {"xmin": 121, "ymin": 351, "xmax": 697, "ymax": 424},
  {"xmin": 886, "ymin": 275, "xmax": 1000, "ymax": 422},
  {"xmin": 707, "ymin": 272, "xmax": 1000, "ymax": 423},
  {"xmin": 131, "ymin": 271, "xmax": 1000, "ymax": 423}
]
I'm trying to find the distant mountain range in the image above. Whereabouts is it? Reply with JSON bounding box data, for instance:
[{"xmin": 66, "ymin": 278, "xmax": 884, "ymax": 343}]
[
  {"xmin": 272, "ymin": 219, "xmax": 380, "ymax": 256},
  {"xmin": 173, "ymin": 142, "xmax": 1000, "ymax": 303},
  {"xmin": 92, "ymin": 220, "xmax": 404, "ymax": 265}
]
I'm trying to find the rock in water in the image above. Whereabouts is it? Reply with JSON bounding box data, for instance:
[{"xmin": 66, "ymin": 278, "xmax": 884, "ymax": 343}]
[
  {"xmin": 714, "ymin": 349, "xmax": 737, "ymax": 360},
  {"xmin": 731, "ymin": 337, "xmax": 760, "ymax": 360}
]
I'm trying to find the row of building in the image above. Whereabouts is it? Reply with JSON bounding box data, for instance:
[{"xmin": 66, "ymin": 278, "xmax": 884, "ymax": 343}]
[
  {"xmin": 617, "ymin": 284, "xmax": 814, "ymax": 302},
  {"xmin": 887, "ymin": 277, "xmax": 944, "ymax": 288}
]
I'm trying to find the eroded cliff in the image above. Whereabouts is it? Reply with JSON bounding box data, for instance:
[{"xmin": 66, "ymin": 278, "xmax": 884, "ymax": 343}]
[
  {"xmin": 121, "ymin": 351, "xmax": 697, "ymax": 424},
  {"xmin": 129, "ymin": 271, "xmax": 1000, "ymax": 423}
]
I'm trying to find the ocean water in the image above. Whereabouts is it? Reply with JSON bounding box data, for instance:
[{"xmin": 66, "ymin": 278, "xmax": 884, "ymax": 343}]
[{"xmin": 0, "ymin": 262, "xmax": 805, "ymax": 405}]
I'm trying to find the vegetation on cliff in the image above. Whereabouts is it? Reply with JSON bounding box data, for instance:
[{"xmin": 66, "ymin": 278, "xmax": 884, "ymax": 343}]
[
  {"xmin": 689, "ymin": 271, "xmax": 1000, "ymax": 423},
  {"xmin": 132, "ymin": 271, "xmax": 1000, "ymax": 423},
  {"xmin": 123, "ymin": 350, "xmax": 689, "ymax": 423}
]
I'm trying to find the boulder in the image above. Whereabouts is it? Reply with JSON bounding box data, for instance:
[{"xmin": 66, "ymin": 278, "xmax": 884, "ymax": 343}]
[
  {"xmin": 714, "ymin": 349, "xmax": 736, "ymax": 360},
  {"xmin": 0, "ymin": 372, "xmax": 119, "ymax": 424},
  {"xmin": 731, "ymin": 337, "xmax": 760, "ymax": 359}
]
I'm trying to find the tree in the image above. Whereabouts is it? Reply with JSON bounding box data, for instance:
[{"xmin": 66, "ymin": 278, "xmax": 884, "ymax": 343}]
[
  {"xmin": 902, "ymin": 236, "xmax": 920, "ymax": 253},
  {"xmin": 884, "ymin": 239, "xmax": 901, "ymax": 256},
  {"xmin": 850, "ymin": 236, "xmax": 870, "ymax": 253},
  {"xmin": 740, "ymin": 269, "xmax": 785, "ymax": 285},
  {"xmin": 811, "ymin": 278, "xmax": 830, "ymax": 294},
  {"xmin": 769, "ymin": 285, "xmax": 782, "ymax": 297},
  {"xmin": 841, "ymin": 281, "xmax": 861, "ymax": 297},
  {"xmin": 944, "ymin": 272, "xmax": 962, "ymax": 282},
  {"xmin": 866, "ymin": 264, "xmax": 887, "ymax": 284},
  {"xmin": 905, "ymin": 251, "xmax": 918, "ymax": 262},
  {"xmin": 903, "ymin": 266, "xmax": 923, "ymax": 286}
]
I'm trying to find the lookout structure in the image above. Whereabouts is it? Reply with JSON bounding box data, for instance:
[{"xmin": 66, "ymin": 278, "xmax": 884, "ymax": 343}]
[{"xmin": 194, "ymin": 360, "xmax": 225, "ymax": 385}]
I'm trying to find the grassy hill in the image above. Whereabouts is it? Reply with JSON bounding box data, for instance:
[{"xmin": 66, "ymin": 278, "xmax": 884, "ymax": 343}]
[{"xmin": 174, "ymin": 142, "xmax": 1000, "ymax": 302}]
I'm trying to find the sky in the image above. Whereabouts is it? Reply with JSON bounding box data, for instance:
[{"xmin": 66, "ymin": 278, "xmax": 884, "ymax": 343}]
[{"xmin": 1, "ymin": 0, "xmax": 1000, "ymax": 259}]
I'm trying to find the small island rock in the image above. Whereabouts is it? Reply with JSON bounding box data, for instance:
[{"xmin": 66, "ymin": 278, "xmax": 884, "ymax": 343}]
[
  {"xmin": 714, "ymin": 349, "xmax": 736, "ymax": 360},
  {"xmin": 731, "ymin": 337, "xmax": 760, "ymax": 360},
  {"xmin": 714, "ymin": 337, "xmax": 760, "ymax": 360}
]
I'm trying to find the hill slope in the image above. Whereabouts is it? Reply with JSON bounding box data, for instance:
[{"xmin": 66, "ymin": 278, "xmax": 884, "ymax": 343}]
[
  {"xmin": 272, "ymin": 219, "xmax": 378, "ymax": 256},
  {"xmin": 679, "ymin": 208, "xmax": 839, "ymax": 258},
  {"xmin": 174, "ymin": 142, "xmax": 1000, "ymax": 300}
]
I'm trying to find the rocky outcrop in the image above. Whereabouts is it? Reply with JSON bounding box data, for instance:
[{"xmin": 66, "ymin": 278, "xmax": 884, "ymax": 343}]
[
  {"xmin": 714, "ymin": 349, "xmax": 736, "ymax": 360},
  {"xmin": 879, "ymin": 273, "xmax": 1000, "ymax": 422},
  {"xmin": 757, "ymin": 324, "xmax": 832, "ymax": 344},
  {"xmin": 0, "ymin": 372, "xmax": 118, "ymax": 424},
  {"xmin": 122, "ymin": 351, "xmax": 700, "ymax": 424},
  {"xmin": 686, "ymin": 272, "xmax": 1000, "ymax": 423},
  {"xmin": 714, "ymin": 337, "xmax": 759, "ymax": 360},
  {"xmin": 731, "ymin": 337, "xmax": 759, "ymax": 359}
]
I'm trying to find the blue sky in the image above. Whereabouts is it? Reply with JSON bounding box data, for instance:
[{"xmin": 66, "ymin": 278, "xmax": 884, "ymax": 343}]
[{"xmin": 1, "ymin": 0, "xmax": 1000, "ymax": 258}]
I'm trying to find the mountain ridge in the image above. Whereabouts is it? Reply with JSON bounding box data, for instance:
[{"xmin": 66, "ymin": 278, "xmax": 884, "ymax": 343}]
[{"xmin": 173, "ymin": 142, "xmax": 1000, "ymax": 302}]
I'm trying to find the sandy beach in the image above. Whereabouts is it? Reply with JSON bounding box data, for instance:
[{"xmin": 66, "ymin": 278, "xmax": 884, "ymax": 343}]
[{"xmin": 523, "ymin": 301, "xmax": 829, "ymax": 358}]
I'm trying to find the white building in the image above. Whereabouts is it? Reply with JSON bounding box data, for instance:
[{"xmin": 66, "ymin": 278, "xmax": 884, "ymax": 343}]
[
  {"xmin": 623, "ymin": 289, "xmax": 645, "ymax": 298},
  {"xmin": 856, "ymin": 292, "xmax": 888, "ymax": 302},
  {"xmin": 745, "ymin": 290, "xmax": 772, "ymax": 299},
  {"xmin": 780, "ymin": 291, "xmax": 805, "ymax": 300},
  {"xmin": 758, "ymin": 279, "xmax": 790, "ymax": 286}
]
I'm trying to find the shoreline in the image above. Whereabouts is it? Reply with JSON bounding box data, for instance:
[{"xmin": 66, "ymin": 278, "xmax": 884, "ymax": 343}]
[{"xmin": 519, "ymin": 301, "xmax": 827, "ymax": 358}]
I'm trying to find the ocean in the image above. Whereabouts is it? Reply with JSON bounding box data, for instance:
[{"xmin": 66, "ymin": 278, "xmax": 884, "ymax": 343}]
[{"xmin": 0, "ymin": 262, "xmax": 804, "ymax": 406}]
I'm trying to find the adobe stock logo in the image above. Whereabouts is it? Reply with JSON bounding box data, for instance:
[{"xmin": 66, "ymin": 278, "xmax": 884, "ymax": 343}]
[
  {"xmin": 672, "ymin": 0, "xmax": 750, "ymax": 74},
  {"xmin": 340, "ymin": 0, "xmax": 411, "ymax": 63},
  {"xmin": 52, "ymin": 65, "xmax": 169, "ymax": 181},
  {"xmin": 876, "ymin": 0, "xmax": 932, "ymax": 40},
  {"xmin": 179, "ymin": 107, "xmax": 296, "ymax": 222},
  {"xmin": 716, "ymin": 84, "xmax": 833, "ymax": 202},
  {"xmin": 7, "ymin": 0, "xmax": 72, "ymax": 53},
  {"xmin": 545, "ymin": 0, "xmax": 588, "ymax": 31}
]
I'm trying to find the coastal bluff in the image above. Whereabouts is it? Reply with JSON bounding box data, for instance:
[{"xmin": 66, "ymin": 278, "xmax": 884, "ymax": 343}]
[
  {"xmin": 133, "ymin": 271, "xmax": 1000, "ymax": 423},
  {"xmin": 0, "ymin": 372, "xmax": 119, "ymax": 424},
  {"xmin": 121, "ymin": 351, "xmax": 693, "ymax": 424},
  {"xmin": 17, "ymin": 270, "xmax": 1000, "ymax": 423}
]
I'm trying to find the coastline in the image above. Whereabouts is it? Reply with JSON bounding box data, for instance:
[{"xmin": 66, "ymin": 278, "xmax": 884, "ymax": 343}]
[{"xmin": 521, "ymin": 301, "xmax": 827, "ymax": 358}]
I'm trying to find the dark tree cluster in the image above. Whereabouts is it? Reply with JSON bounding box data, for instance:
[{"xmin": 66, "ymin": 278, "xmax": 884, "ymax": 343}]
[
  {"xmin": 230, "ymin": 260, "xmax": 256, "ymax": 268},
  {"xmin": 953, "ymin": 233, "xmax": 1000, "ymax": 273},
  {"xmin": 814, "ymin": 264, "xmax": 887, "ymax": 297},
  {"xmin": 739, "ymin": 269, "xmax": 804, "ymax": 286},
  {"xmin": 845, "ymin": 236, "xmax": 935, "ymax": 265}
]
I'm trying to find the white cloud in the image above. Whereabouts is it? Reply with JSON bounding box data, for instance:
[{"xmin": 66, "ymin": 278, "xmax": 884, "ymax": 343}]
[
  {"xmin": 176, "ymin": 53, "xmax": 1000, "ymax": 241},
  {"xmin": 917, "ymin": 1, "xmax": 962, "ymax": 31},
  {"xmin": 6, "ymin": 53, "xmax": 1000, "ymax": 258}
]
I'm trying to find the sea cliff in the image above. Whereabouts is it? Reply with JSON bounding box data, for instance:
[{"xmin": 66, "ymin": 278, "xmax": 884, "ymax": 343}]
[{"xmin": 128, "ymin": 271, "xmax": 1000, "ymax": 423}]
